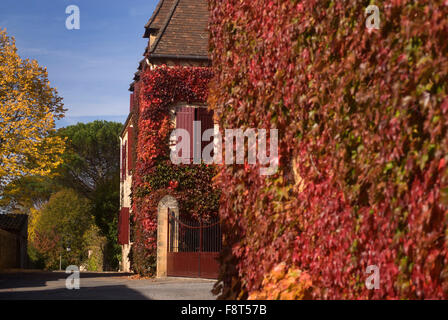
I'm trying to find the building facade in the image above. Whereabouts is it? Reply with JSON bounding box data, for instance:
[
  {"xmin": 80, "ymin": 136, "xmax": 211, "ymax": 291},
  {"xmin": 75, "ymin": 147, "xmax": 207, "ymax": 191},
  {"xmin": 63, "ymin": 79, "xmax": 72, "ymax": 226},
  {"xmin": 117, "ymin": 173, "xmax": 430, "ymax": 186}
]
[
  {"xmin": 118, "ymin": 0, "xmax": 213, "ymax": 274},
  {"xmin": 0, "ymin": 214, "xmax": 28, "ymax": 270}
]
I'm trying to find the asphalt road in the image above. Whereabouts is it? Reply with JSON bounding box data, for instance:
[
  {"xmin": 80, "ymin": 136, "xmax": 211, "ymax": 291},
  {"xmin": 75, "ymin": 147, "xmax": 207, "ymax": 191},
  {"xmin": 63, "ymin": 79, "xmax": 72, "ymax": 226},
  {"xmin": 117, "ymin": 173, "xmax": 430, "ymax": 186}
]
[{"xmin": 0, "ymin": 271, "xmax": 217, "ymax": 300}]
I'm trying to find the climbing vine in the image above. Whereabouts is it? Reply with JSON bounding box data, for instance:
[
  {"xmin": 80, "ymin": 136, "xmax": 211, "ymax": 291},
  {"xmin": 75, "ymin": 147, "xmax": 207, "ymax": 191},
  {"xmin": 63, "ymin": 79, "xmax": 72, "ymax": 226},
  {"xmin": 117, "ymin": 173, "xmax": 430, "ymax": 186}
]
[
  {"xmin": 209, "ymin": 0, "xmax": 448, "ymax": 299},
  {"xmin": 130, "ymin": 65, "xmax": 219, "ymax": 276}
]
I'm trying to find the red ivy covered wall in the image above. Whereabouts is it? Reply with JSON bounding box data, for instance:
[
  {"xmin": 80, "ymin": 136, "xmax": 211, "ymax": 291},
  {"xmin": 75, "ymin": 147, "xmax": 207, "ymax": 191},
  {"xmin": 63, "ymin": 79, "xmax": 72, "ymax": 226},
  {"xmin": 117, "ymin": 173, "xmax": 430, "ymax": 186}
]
[
  {"xmin": 209, "ymin": 0, "xmax": 448, "ymax": 299},
  {"xmin": 130, "ymin": 66, "xmax": 220, "ymax": 275}
]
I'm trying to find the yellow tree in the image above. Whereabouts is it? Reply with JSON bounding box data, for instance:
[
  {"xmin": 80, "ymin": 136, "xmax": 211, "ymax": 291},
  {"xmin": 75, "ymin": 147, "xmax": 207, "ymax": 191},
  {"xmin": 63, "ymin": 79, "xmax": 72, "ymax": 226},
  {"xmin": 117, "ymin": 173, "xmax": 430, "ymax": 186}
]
[{"xmin": 0, "ymin": 29, "xmax": 66, "ymax": 185}]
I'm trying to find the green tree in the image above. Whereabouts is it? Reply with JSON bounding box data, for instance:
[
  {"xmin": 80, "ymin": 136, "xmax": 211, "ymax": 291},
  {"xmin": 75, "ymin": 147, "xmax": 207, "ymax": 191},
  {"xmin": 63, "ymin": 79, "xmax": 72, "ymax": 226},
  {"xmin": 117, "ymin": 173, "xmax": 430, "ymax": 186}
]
[
  {"xmin": 56, "ymin": 121, "xmax": 122, "ymax": 196},
  {"xmin": 83, "ymin": 224, "xmax": 107, "ymax": 272},
  {"xmin": 33, "ymin": 189, "xmax": 93, "ymax": 269},
  {"xmin": 1, "ymin": 121, "xmax": 123, "ymax": 270},
  {"xmin": 0, "ymin": 175, "xmax": 58, "ymax": 213},
  {"xmin": 56, "ymin": 121, "xmax": 123, "ymax": 269}
]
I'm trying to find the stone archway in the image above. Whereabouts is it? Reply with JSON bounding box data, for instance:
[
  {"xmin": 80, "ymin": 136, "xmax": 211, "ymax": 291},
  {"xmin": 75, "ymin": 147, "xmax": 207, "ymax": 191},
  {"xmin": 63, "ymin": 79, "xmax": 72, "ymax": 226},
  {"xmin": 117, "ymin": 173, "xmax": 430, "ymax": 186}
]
[{"xmin": 156, "ymin": 195, "xmax": 179, "ymax": 277}]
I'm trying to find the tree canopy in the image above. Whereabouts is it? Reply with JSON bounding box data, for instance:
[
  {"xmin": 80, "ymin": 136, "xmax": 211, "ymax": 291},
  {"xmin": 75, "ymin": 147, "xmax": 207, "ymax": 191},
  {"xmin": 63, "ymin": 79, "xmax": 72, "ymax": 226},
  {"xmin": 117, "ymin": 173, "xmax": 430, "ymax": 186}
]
[
  {"xmin": 1, "ymin": 121, "xmax": 123, "ymax": 270},
  {"xmin": 0, "ymin": 29, "xmax": 65, "ymax": 186},
  {"xmin": 56, "ymin": 121, "xmax": 122, "ymax": 198},
  {"xmin": 32, "ymin": 189, "xmax": 94, "ymax": 269},
  {"xmin": 55, "ymin": 121, "xmax": 123, "ymax": 269}
]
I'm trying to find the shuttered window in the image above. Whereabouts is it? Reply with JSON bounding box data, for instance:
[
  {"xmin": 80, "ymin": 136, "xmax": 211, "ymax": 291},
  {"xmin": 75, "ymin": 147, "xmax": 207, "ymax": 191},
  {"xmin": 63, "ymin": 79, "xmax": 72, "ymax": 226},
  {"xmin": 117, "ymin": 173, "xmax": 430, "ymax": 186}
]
[
  {"xmin": 196, "ymin": 107, "xmax": 214, "ymax": 155},
  {"xmin": 176, "ymin": 106, "xmax": 195, "ymax": 160},
  {"xmin": 118, "ymin": 207, "xmax": 130, "ymax": 245},
  {"xmin": 175, "ymin": 106, "xmax": 214, "ymax": 161}
]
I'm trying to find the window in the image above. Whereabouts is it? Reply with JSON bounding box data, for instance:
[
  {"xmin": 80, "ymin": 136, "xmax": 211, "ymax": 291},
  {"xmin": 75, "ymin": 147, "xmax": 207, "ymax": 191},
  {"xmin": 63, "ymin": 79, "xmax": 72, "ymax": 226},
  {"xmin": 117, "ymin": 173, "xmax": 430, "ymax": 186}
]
[
  {"xmin": 118, "ymin": 207, "xmax": 130, "ymax": 245},
  {"xmin": 175, "ymin": 106, "xmax": 214, "ymax": 161}
]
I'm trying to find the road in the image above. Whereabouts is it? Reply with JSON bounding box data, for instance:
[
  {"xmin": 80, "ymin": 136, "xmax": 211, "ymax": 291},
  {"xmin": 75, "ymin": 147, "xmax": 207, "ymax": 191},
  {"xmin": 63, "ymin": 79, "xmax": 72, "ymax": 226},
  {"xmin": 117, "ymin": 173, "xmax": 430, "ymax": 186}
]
[{"xmin": 0, "ymin": 271, "xmax": 217, "ymax": 300}]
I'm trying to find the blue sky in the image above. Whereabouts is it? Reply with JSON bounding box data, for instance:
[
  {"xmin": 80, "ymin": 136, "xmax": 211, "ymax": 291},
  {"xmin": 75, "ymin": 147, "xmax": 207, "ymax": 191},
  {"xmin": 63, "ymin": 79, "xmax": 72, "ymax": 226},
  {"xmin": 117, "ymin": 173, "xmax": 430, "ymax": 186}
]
[{"xmin": 0, "ymin": 0, "xmax": 158, "ymax": 127}]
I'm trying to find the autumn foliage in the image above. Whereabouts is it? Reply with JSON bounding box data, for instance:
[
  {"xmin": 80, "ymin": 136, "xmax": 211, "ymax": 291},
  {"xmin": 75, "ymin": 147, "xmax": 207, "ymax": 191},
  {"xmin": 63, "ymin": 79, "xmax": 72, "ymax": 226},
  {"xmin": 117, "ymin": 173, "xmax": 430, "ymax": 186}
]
[
  {"xmin": 209, "ymin": 0, "xmax": 448, "ymax": 299},
  {"xmin": 248, "ymin": 263, "xmax": 312, "ymax": 300},
  {"xmin": 130, "ymin": 66, "xmax": 219, "ymax": 275},
  {"xmin": 0, "ymin": 29, "xmax": 66, "ymax": 184}
]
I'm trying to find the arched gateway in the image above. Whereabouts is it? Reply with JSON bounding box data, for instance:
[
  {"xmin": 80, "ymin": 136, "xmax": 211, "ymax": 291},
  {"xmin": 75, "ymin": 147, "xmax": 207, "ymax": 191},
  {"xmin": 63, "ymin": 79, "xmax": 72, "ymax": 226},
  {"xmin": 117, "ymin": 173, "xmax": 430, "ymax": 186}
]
[{"xmin": 157, "ymin": 195, "xmax": 221, "ymax": 279}]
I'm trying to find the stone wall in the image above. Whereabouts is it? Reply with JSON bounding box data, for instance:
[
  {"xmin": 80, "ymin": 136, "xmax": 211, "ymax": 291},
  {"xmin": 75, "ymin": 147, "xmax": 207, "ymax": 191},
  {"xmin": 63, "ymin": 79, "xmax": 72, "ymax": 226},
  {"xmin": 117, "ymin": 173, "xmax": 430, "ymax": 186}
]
[
  {"xmin": 120, "ymin": 121, "xmax": 133, "ymax": 272},
  {"xmin": 157, "ymin": 196, "xmax": 179, "ymax": 278}
]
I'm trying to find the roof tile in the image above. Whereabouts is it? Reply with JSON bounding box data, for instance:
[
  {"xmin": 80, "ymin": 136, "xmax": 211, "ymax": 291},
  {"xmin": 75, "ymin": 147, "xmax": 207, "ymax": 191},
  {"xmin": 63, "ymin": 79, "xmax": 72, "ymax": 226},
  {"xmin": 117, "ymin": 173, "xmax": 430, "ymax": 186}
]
[
  {"xmin": 149, "ymin": 0, "xmax": 209, "ymax": 59},
  {"xmin": 144, "ymin": 0, "xmax": 176, "ymax": 37}
]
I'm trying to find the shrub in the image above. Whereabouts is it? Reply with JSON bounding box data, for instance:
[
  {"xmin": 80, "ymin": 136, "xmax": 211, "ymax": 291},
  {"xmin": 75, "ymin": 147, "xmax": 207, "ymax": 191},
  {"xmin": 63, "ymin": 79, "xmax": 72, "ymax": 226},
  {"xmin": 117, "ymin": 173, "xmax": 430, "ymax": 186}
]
[
  {"xmin": 82, "ymin": 225, "xmax": 107, "ymax": 272},
  {"xmin": 32, "ymin": 189, "xmax": 94, "ymax": 270}
]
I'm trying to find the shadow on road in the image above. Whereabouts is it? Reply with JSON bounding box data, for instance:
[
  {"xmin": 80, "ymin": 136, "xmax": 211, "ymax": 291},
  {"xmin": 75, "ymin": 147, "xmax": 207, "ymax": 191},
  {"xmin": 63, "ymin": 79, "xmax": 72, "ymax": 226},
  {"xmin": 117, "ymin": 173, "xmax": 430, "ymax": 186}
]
[
  {"xmin": 0, "ymin": 271, "xmax": 148, "ymax": 300},
  {"xmin": 0, "ymin": 271, "xmax": 133, "ymax": 290},
  {"xmin": 0, "ymin": 284, "xmax": 150, "ymax": 300},
  {"xmin": 0, "ymin": 271, "xmax": 216, "ymax": 300}
]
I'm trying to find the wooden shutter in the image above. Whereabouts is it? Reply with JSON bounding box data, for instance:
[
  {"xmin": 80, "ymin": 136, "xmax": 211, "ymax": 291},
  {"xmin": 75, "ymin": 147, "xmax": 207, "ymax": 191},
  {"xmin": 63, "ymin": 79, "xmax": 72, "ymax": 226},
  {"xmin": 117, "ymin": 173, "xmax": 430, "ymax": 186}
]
[
  {"xmin": 176, "ymin": 106, "xmax": 195, "ymax": 160},
  {"xmin": 197, "ymin": 108, "xmax": 214, "ymax": 156},
  {"xmin": 118, "ymin": 207, "xmax": 130, "ymax": 245}
]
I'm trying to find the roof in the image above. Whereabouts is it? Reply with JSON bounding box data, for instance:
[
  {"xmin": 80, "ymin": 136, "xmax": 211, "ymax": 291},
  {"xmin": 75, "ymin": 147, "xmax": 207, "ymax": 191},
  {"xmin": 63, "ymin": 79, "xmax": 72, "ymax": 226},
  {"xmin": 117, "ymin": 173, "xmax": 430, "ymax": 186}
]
[
  {"xmin": 0, "ymin": 214, "xmax": 28, "ymax": 233},
  {"xmin": 120, "ymin": 112, "xmax": 134, "ymax": 137},
  {"xmin": 147, "ymin": 0, "xmax": 210, "ymax": 60},
  {"xmin": 129, "ymin": 0, "xmax": 210, "ymax": 91},
  {"xmin": 144, "ymin": 0, "xmax": 176, "ymax": 38},
  {"xmin": 128, "ymin": 60, "xmax": 145, "ymax": 91}
]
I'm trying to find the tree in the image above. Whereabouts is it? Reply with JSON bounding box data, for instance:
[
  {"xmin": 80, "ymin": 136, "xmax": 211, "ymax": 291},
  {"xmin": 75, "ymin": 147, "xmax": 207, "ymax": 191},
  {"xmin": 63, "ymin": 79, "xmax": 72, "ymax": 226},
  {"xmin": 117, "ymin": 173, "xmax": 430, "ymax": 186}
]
[
  {"xmin": 0, "ymin": 121, "xmax": 123, "ymax": 269},
  {"xmin": 56, "ymin": 121, "xmax": 123, "ymax": 269},
  {"xmin": 0, "ymin": 29, "xmax": 66, "ymax": 186},
  {"xmin": 32, "ymin": 189, "xmax": 93, "ymax": 269},
  {"xmin": 56, "ymin": 121, "xmax": 122, "ymax": 197},
  {"xmin": 0, "ymin": 175, "xmax": 58, "ymax": 213}
]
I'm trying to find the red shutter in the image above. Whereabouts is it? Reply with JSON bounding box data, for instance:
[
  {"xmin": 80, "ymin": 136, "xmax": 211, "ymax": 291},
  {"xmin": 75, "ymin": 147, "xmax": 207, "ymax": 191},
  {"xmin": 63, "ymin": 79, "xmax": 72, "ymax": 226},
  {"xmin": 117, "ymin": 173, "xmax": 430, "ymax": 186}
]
[
  {"xmin": 118, "ymin": 208, "xmax": 130, "ymax": 245},
  {"xmin": 176, "ymin": 106, "xmax": 195, "ymax": 160},
  {"xmin": 197, "ymin": 108, "xmax": 214, "ymax": 155},
  {"xmin": 127, "ymin": 127, "xmax": 134, "ymax": 174}
]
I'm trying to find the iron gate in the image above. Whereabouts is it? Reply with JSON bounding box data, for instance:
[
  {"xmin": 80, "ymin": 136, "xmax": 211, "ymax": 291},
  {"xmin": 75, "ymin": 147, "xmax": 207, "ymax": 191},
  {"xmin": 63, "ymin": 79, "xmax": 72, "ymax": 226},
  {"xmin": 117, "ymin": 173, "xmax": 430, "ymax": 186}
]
[{"xmin": 167, "ymin": 210, "xmax": 222, "ymax": 279}]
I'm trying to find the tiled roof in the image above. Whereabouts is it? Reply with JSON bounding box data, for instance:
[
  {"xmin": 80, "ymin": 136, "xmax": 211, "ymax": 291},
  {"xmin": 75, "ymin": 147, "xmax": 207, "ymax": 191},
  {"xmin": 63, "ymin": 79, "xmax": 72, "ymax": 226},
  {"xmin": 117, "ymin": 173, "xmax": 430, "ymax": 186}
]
[
  {"xmin": 148, "ymin": 0, "xmax": 210, "ymax": 59},
  {"xmin": 144, "ymin": 0, "xmax": 176, "ymax": 38},
  {"xmin": 130, "ymin": 0, "xmax": 210, "ymax": 91},
  {"xmin": 0, "ymin": 214, "xmax": 28, "ymax": 233}
]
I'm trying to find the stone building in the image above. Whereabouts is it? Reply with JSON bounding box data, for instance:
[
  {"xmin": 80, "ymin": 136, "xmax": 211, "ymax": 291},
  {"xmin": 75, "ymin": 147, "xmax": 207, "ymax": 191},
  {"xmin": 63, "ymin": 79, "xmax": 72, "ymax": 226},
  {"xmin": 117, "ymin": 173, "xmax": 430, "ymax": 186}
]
[
  {"xmin": 118, "ymin": 0, "xmax": 212, "ymax": 275},
  {"xmin": 0, "ymin": 214, "xmax": 28, "ymax": 270}
]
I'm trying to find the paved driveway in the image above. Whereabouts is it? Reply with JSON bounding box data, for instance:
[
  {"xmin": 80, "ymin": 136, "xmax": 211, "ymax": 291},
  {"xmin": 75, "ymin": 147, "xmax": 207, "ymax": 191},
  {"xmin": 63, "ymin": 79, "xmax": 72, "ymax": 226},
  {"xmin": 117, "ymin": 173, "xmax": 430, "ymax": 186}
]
[{"xmin": 0, "ymin": 271, "xmax": 217, "ymax": 300}]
